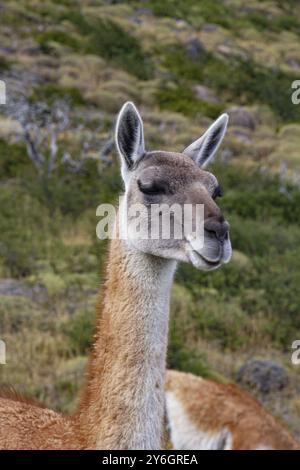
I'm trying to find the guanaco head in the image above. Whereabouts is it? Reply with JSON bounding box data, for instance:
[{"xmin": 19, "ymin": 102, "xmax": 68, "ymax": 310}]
[{"xmin": 115, "ymin": 102, "xmax": 231, "ymax": 271}]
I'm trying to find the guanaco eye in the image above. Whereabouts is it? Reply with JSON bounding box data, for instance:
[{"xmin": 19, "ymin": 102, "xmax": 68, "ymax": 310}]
[
  {"xmin": 137, "ymin": 179, "xmax": 166, "ymax": 195},
  {"xmin": 212, "ymin": 185, "xmax": 223, "ymax": 200}
]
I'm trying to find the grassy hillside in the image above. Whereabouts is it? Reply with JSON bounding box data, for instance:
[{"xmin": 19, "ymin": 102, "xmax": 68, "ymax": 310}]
[{"xmin": 1, "ymin": 0, "xmax": 300, "ymax": 438}]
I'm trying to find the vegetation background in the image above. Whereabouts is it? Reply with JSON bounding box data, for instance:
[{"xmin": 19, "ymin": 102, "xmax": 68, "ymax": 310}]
[{"xmin": 0, "ymin": 0, "xmax": 300, "ymax": 440}]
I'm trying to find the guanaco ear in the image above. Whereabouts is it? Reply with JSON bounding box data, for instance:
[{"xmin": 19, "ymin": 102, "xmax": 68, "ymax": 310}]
[
  {"xmin": 183, "ymin": 114, "xmax": 228, "ymax": 169},
  {"xmin": 115, "ymin": 102, "xmax": 145, "ymax": 181}
]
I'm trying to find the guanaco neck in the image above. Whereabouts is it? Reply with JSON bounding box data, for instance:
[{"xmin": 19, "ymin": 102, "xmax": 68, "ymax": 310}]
[{"xmin": 76, "ymin": 233, "xmax": 176, "ymax": 449}]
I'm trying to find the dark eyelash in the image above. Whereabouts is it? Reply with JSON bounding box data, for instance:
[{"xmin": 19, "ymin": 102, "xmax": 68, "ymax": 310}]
[
  {"xmin": 137, "ymin": 179, "xmax": 166, "ymax": 195},
  {"xmin": 212, "ymin": 185, "xmax": 223, "ymax": 200}
]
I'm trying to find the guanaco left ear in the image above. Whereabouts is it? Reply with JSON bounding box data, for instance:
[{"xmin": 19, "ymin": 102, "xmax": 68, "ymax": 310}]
[
  {"xmin": 116, "ymin": 102, "xmax": 145, "ymax": 182},
  {"xmin": 183, "ymin": 113, "xmax": 228, "ymax": 169}
]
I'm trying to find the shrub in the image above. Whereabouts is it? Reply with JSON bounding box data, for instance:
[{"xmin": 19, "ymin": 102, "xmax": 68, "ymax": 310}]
[
  {"xmin": 0, "ymin": 140, "xmax": 28, "ymax": 179},
  {"xmin": 193, "ymin": 295, "xmax": 248, "ymax": 350},
  {"xmin": 0, "ymin": 56, "xmax": 11, "ymax": 71},
  {"xmin": 0, "ymin": 187, "xmax": 56, "ymax": 277},
  {"xmin": 168, "ymin": 284, "xmax": 212, "ymax": 376},
  {"xmin": 34, "ymin": 30, "xmax": 81, "ymax": 55},
  {"xmin": 38, "ymin": 272, "xmax": 66, "ymax": 297},
  {"xmin": 258, "ymin": 249, "xmax": 300, "ymax": 346},
  {"xmin": 0, "ymin": 180, "xmax": 82, "ymax": 278},
  {"xmin": 156, "ymin": 82, "xmax": 224, "ymax": 119},
  {"xmin": 30, "ymin": 84, "xmax": 86, "ymax": 106},
  {"xmin": 64, "ymin": 307, "xmax": 96, "ymax": 355}
]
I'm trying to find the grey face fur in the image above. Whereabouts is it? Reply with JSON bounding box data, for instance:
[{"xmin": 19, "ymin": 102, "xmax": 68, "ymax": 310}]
[{"xmin": 115, "ymin": 102, "xmax": 232, "ymax": 271}]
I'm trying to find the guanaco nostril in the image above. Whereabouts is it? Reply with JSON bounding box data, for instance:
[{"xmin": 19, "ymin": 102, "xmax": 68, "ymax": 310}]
[
  {"xmin": 205, "ymin": 219, "xmax": 229, "ymax": 242},
  {"xmin": 215, "ymin": 221, "xmax": 229, "ymax": 242}
]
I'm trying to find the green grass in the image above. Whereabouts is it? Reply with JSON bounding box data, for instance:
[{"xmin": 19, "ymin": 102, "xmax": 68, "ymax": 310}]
[
  {"xmin": 0, "ymin": 56, "xmax": 11, "ymax": 71},
  {"xmin": 64, "ymin": 307, "xmax": 96, "ymax": 355},
  {"xmin": 34, "ymin": 30, "xmax": 81, "ymax": 55},
  {"xmin": 0, "ymin": 140, "xmax": 28, "ymax": 178},
  {"xmin": 61, "ymin": 11, "xmax": 153, "ymax": 80},
  {"xmin": 30, "ymin": 84, "xmax": 86, "ymax": 106},
  {"xmin": 156, "ymin": 82, "xmax": 224, "ymax": 118}
]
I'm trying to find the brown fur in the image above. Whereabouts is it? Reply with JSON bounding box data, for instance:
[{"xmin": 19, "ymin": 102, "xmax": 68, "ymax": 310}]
[
  {"xmin": 166, "ymin": 370, "xmax": 299, "ymax": 450},
  {"xmin": 0, "ymin": 385, "xmax": 46, "ymax": 409}
]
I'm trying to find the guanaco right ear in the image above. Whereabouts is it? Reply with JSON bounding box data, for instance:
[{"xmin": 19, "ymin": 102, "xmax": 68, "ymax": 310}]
[
  {"xmin": 183, "ymin": 114, "xmax": 228, "ymax": 169},
  {"xmin": 115, "ymin": 102, "xmax": 145, "ymax": 182}
]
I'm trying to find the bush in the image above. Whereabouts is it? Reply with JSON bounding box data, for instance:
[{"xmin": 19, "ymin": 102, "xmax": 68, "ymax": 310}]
[
  {"xmin": 0, "ymin": 187, "xmax": 59, "ymax": 277},
  {"xmin": 258, "ymin": 249, "xmax": 300, "ymax": 346},
  {"xmin": 0, "ymin": 140, "xmax": 28, "ymax": 179},
  {"xmin": 64, "ymin": 307, "xmax": 96, "ymax": 355},
  {"xmin": 156, "ymin": 82, "xmax": 224, "ymax": 119},
  {"xmin": 168, "ymin": 284, "xmax": 212, "ymax": 376},
  {"xmin": 0, "ymin": 56, "xmax": 11, "ymax": 71},
  {"xmin": 193, "ymin": 295, "xmax": 248, "ymax": 350},
  {"xmin": 30, "ymin": 84, "xmax": 86, "ymax": 106},
  {"xmin": 34, "ymin": 30, "xmax": 81, "ymax": 55}
]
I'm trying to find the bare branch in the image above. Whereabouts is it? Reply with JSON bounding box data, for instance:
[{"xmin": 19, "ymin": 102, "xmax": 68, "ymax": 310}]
[{"xmin": 6, "ymin": 96, "xmax": 112, "ymax": 178}]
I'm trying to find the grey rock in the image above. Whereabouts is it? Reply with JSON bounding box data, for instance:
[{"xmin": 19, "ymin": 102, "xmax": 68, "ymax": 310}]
[
  {"xmin": 286, "ymin": 58, "xmax": 300, "ymax": 70},
  {"xmin": 135, "ymin": 8, "xmax": 153, "ymax": 16},
  {"xmin": 193, "ymin": 85, "xmax": 219, "ymax": 103},
  {"xmin": 237, "ymin": 359, "xmax": 289, "ymax": 395},
  {"xmin": 226, "ymin": 106, "xmax": 256, "ymax": 130},
  {"xmin": 130, "ymin": 16, "xmax": 143, "ymax": 25},
  {"xmin": 185, "ymin": 37, "xmax": 204, "ymax": 59},
  {"xmin": 0, "ymin": 279, "xmax": 30, "ymax": 297},
  {"xmin": 232, "ymin": 129, "xmax": 252, "ymax": 144},
  {"xmin": 175, "ymin": 20, "xmax": 188, "ymax": 29},
  {"xmin": 202, "ymin": 23, "xmax": 219, "ymax": 32},
  {"xmin": 0, "ymin": 278, "xmax": 47, "ymax": 302},
  {"xmin": 217, "ymin": 44, "xmax": 234, "ymax": 57}
]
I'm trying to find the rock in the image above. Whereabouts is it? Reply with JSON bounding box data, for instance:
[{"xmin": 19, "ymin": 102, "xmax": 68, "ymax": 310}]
[
  {"xmin": 193, "ymin": 85, "xmax": 218, "ymax": 103},
  {"xmin": 285, "ymin": 58, "xmax": 300, "ymax": 70},
  {"xmin": 217, "ymin": 45, "xmax": 248, "ymax": 61},
  {"xmin": 0, "ymin": 278, "xmax": 47, "ymax": 302},
  {"xmin": 232, "ymin": 128, "xmax": 252, "ymax": 144},
  {"xmin": 217, "ymin": 45, "xmax": 233, "ymax": 57},
  {"xmin": 22, "ymin": 45, "xmax": 41, "ymax": 56},
  {"xmin": 135, "ymin": 8, "xmax": 153, "ymax": 16},
  {"xmin": 226, "ymin": 106, "xmax": 256, "ymax": 130},
  {"xmin": 202, "ymin": 23, "xmax": 219, "ymax": 32},
  {"xmin": 30, "ymin": 282, "xmax": 48, "ymax": 302},
  {"xmin": 175, "ymin": 20, "xmax": 188, "ymax": 30},
  {"xmin": 0, "ymin": 117, "xmax": 23, "ymax": 139},
  {"xmin": 130, "ymin": 16, "xmax": 143, "ymax": 25},
  {"xmin": 279, "ymin": 124, "xmax": 300, "ymax": 140},
  {"xmin": 0, "ymin": 279, "xmax": 31, "ymax": 297},
  {"xmin": 237, "ymin": 360, "xmax": 289, "ymax": 395},
  {"xmin": 185, "ymin": 37, "xmax": 204, "ymax": 59}
]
